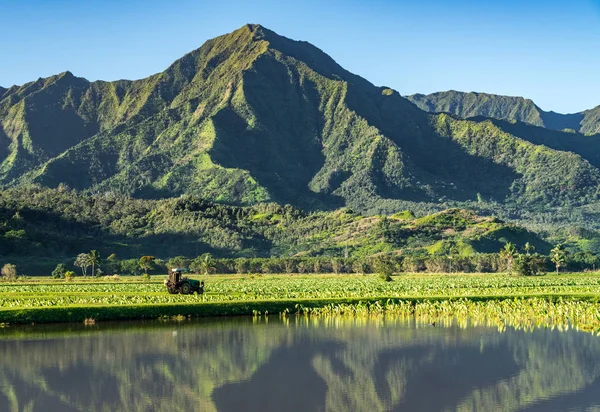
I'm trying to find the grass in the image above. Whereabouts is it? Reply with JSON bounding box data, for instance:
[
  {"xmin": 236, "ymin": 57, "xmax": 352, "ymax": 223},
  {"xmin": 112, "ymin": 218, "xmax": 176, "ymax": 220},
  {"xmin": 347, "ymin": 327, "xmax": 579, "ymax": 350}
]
[{"xmin": 1, "ymin": 273, "xmax": 600, "ymax": 332}]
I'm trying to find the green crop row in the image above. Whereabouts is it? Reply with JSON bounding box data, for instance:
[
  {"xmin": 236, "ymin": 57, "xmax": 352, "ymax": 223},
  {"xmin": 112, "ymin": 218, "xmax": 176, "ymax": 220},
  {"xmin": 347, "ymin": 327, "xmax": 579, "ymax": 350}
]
[
  {"xmin": 1, "ymin": 296, "xmax": 600, "ymax": 334},
  {"xmin": 2, "ymin": 274, "xmax": 600, "ymax": 328}
]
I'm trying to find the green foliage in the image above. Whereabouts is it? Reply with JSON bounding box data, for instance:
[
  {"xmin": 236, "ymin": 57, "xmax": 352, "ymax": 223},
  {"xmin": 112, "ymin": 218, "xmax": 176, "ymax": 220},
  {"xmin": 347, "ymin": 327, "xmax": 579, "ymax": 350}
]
[
  {"xmin": 190, "ymin": 253, "xmax": 215, "ymax": 276},
  {"xmin": 89, "ymin": 250, "xmax": 101, "ymax": 277},
  {"xmin": 3, "ymin": 276, "xmax": 600, "ymax": 333},
  {"xmin": 373, "ymin": 256, "xmax": 394, "ymax": 281},
  {"xmin": 0, "ymin": 185, "xmax": 556, "ymax": 275},
  {"xmin": 139, "ymin": 255, "xmax": 155, "ymax": 274},
  {"xmin": 74, "ymin": 253, "xmax": 92, "ymax": 277},
  {"xmin": 51, "ymin": 263, "xmax": 67, "ymax": 279},
  {"xmin": 167, "ymin": 256, "xmax": 191, "ymax": 270},
  {"xmin": 498, "ymin": 242, "xmax": 517, "ymax": 274},
  {"xmin": 550, "ymin": 244, "xmax": 568, "ymax": 273},
  {"xmin": 407, "ymin": 90, "xmax": 599, "ymax": 135},
  {"xmin": 514, "ymin": 253, "xmax": 546, "ymax": 276}
]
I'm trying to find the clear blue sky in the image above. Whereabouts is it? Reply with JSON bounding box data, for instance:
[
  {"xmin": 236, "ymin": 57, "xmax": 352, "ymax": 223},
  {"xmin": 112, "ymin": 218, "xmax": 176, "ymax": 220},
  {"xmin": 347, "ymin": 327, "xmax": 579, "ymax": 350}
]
[{"xmin": 1, "ymin": 0, "xmax": 599, "ymax": 113}]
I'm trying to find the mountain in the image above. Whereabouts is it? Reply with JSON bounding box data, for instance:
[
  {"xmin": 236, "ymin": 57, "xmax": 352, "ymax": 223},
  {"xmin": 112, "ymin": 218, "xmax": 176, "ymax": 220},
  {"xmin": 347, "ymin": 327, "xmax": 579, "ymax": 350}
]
[
  {"xmin": 1, "ymin": 24, "xmax": 600, "ymax": 216},
  {"xmin": 407, "ymin": 91, "xmax": 600, "ymax": 135}
]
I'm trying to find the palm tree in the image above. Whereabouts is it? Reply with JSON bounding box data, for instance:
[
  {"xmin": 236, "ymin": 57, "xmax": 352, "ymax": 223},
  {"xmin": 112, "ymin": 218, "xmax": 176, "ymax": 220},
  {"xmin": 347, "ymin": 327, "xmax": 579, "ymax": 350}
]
[
  {"xmin": 199, "ymin": 253, "xmax": 215, "ymax": 276},
  {"xmin": 523, "ymin": 242, "xmax": 535, "ymax": 256},
  {"xmin": 89, "ymin": 250, "xmax": 101, "ymax": 277},
  {"xmin": 499, "ymin": 242, "xmax": 518, "ymax": 274},
  {"xmin": 550, "ymin": 244, "xmax": 568, "ymax": 273}
]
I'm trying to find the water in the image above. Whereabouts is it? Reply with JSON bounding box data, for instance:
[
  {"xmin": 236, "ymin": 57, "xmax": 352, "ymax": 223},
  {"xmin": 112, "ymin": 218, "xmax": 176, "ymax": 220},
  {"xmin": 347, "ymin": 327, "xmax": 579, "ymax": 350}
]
[{"xmin": 1, "ymin": 317, "xmax": 599, "ymax": 412}]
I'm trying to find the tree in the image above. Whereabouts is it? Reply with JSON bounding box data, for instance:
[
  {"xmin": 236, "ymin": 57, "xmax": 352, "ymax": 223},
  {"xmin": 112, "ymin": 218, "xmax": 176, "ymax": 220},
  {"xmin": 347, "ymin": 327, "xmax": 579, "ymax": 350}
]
[
  {"xmin": 196, "ymin": 253, "xmax": 215, "ymax": 276},
  {"xmin": 234, "ymin": 258, "xmax": 250, "ymax": 274},
  {"xmin": 74, "ymin": 253, "xmax": 91, "ymax": 277},
  {"xmin": 373, "ymin": 256, "xmax": 394, "ymax": 281},
  {"xmin": 331, "ymin": 258, "xmax": 343, "ymax": 274},
  {"xmin": 523, "ymin": 242, "xmax": 535, "ymax": 256},
  {"xmin": 121, "ymin": 259, "xmax": 142, "ymax": 276},
  {"xmin": 167, "ymin": 256, "xmax": 190, "ymax": 270},
  {"xmin": 352, "ymin": 259, "xmax": 369, "ymax": 274},
  {"xmin": 282, "ymin": 259, "xmax": 296, "ymax": 274},
  {"xmin": 550, "ymin": 244, "xmax": 568, "ymax": 273},
  {"xmin": 139, "ymin": 256, "xmax": 155, "ymax": 275},
  {"xmin": 514, "ymin": 253, "xmax": 545, "ymax": 276},
  {"xmin": 89, "ymin": 250, "xmax": 101, "ymax": 277},
  {"xmin": 104, "ymin": 253, "xmax": 119, "ymax": 275},
  {"xmin": 52, "ymin": 263, "xmax": 67, "ymax": 279},
  {"xmin": 312, "ymin": 259, "xmax": 323, "ymax": 274},
  {"xmin": 1, "ymin": 264, "xmax": 17, "ymax": 281},
  {"xmin": 499, "ymin": 242, "xmax": 518, "ymax": 274}
]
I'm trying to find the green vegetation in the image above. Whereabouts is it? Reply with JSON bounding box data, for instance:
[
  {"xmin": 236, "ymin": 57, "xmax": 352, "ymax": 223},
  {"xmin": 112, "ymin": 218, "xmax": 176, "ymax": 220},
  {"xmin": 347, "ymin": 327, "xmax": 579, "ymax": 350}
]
[
  {"xmin": 550, "ymin": 243, "xmax": 568, "ymax": 273},
  {"xmin": 1, "ymin": 274, "xmax": 600, "ymax": 330},
  {"xmin": 407, "ymin": 90, "xmax": 600, "ymax": 135},
  {"xmin": 1, "ymin": 186, "xmax": 558, "ymax": 274}
]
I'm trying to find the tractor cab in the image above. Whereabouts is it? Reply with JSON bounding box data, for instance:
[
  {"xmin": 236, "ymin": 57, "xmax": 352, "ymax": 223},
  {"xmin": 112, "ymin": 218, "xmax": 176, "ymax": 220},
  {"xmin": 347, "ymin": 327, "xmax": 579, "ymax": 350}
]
[{"xmin": 170, "ymin": 267, "xmax": 186, "ymax": 284}]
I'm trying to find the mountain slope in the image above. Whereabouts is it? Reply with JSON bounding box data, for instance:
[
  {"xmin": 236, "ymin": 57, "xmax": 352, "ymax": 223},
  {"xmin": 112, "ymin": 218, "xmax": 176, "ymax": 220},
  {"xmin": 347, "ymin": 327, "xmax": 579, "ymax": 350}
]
[
  {"xmin": 407, "ymin": 91, "xmax": 600, "ymax": 135},
  {"xmin": 1, "ymin": 24, "xmax": 600, "ymax": 214}
]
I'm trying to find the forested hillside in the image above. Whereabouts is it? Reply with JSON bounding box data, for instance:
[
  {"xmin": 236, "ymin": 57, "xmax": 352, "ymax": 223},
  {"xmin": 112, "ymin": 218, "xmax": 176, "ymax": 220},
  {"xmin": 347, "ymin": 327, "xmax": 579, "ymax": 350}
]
[{"xmin": 0, "ymin": 186, "xmax": 550, "ymax": 274}]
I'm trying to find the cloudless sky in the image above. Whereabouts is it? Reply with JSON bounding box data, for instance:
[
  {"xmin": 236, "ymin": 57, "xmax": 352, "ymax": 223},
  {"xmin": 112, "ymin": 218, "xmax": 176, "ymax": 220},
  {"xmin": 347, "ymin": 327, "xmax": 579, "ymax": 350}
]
[{"xmin": 1, "ymin": 0, "xmax": 599, "ymax": 113}]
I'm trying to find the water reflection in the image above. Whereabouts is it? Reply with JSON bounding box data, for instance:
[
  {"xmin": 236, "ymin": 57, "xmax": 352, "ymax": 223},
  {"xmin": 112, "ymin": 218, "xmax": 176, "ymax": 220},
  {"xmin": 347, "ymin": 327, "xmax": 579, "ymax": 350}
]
[
  {"xmin": 213, "ymin": 338, "xmax": 344, "ymax": 411},
  {"xmin": 0, "ymin": 317, "xmax": 599, "ymax": 411},
  {"xmin": 374, "ymin": 344, "xmax": 520, "ymax": 411}
]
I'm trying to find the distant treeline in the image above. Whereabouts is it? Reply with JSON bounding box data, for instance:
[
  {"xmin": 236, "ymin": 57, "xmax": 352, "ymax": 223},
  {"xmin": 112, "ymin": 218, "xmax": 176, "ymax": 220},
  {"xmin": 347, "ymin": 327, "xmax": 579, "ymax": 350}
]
[{"xmin": 35, "ymin": 252, "xmax": 600, "ymax": 278}]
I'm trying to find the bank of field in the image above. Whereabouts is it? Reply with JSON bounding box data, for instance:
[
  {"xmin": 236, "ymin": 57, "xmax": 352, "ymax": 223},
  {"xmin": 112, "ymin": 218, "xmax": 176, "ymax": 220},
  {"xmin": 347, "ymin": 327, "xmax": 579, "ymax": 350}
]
[{"xmin": 1, "ymin": 274, "xmax": 600, "ymax": 331}]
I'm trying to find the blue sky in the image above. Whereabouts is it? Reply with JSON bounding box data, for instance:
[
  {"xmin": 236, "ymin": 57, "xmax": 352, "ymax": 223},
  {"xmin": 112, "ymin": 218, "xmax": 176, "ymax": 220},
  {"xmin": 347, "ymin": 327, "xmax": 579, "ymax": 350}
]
[{"xmin": 1, "ymin": 0, "xmax": 599, "ymax": 113}]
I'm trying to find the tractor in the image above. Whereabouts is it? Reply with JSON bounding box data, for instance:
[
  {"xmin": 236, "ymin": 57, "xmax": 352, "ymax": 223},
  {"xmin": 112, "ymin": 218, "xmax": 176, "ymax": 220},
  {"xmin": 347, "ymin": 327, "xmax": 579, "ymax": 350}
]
[{"xmin": 164, "ymin": 268, "xmax": 204, "ymax": 295}]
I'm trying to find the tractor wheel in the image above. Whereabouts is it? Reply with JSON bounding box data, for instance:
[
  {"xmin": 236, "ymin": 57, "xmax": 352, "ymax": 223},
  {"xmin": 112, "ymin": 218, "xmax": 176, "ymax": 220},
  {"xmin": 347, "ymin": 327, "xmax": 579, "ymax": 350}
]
[
  {"xmin": 180, "ymin": 282, "xmax": 192, "ymax": 295},
  {"xmin": 196, "ymin": 288, "xmax": 204, "ymax": 295}
]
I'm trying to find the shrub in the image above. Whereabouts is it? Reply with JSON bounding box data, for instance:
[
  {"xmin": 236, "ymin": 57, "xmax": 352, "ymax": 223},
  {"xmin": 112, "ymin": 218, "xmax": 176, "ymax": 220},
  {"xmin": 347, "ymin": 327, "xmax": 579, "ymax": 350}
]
[
  {"xmin": 52, "ymin": 263, "xmax": 67, "ymax": 279},
  {"xmin": 64, "ymin": 271, "xmax": 75, "ymax": 281},
  {"xmin": 1, "ymin": 264, "xmax": 17, "ymax": 281}
]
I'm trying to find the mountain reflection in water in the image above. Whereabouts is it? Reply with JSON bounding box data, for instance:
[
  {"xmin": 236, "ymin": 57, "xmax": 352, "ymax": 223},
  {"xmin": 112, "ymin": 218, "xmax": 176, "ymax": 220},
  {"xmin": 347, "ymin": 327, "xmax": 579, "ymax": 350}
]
[{"xmin": 0, "ymin": 317, "xmax": 599, "ymax": 412}]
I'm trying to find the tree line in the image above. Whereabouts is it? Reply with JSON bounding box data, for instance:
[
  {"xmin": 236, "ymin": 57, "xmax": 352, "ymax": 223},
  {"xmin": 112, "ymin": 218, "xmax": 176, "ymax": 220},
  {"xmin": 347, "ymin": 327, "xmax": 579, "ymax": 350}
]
[{"xmin": 0, "ymin": 241, "xmax": 585, "ymax": 281}]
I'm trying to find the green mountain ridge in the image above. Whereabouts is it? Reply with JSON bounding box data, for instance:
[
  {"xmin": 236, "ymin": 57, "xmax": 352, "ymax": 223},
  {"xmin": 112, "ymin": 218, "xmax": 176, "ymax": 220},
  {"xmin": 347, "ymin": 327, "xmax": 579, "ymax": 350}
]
[
  {"xmin": 407, "ymin": 90, "xmax": 600, "ymax": 135},
  {"xmin": 1, "ymin": 24, "xmax": 600, "ymax": 217}
]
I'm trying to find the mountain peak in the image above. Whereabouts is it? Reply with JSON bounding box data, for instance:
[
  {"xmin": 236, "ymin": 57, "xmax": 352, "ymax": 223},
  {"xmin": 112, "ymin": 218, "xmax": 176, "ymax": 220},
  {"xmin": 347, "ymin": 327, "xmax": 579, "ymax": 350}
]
[
  {"xmin": 222, "ymin": 23, "xmax": 275, "ymax": 45},
  {"xmin": 58, "ymin": 70, "xmax": 75, "ymax": 79},
  {"xmin": 45, "ymin": 70, "xmax": 89, "ymax": 89}
]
